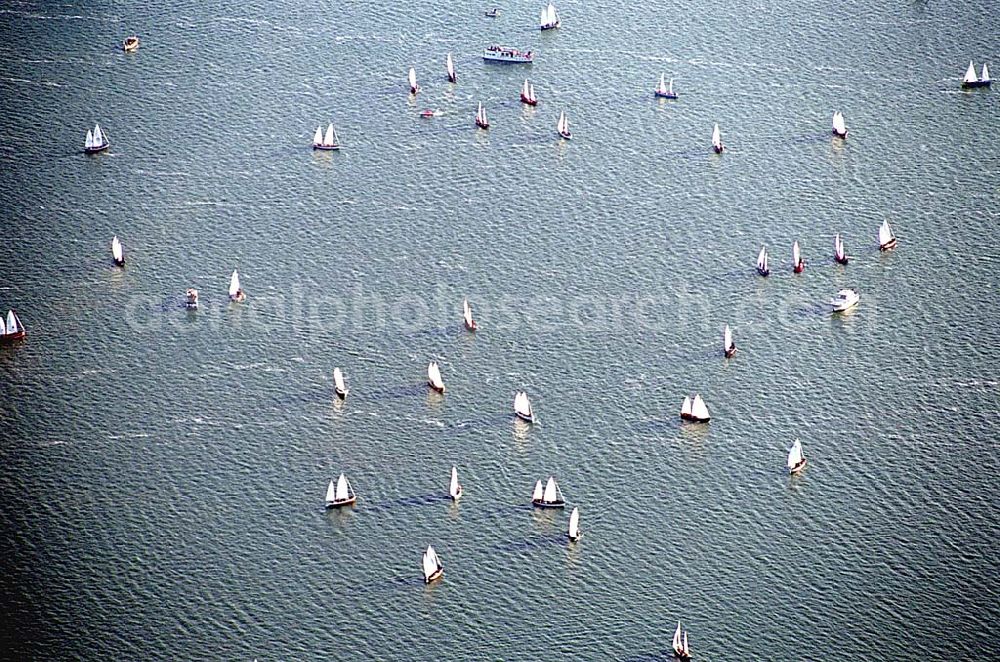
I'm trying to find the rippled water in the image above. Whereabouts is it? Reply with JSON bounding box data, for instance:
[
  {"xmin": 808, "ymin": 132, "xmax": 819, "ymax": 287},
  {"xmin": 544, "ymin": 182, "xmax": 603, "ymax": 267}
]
[{"xmin": 1, "ymin": 0, "xmax": 998, "ymax": 659}]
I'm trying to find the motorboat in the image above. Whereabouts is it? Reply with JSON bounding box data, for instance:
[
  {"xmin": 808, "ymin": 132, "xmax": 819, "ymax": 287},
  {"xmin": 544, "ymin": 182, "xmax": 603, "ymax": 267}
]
[
  {"xmin": 830, "ymin": 288, "xmax": 859, "ymax": 312},
  {"xmin": 483, "ymin": 45, "xmax": 533, "ymax": 63}
]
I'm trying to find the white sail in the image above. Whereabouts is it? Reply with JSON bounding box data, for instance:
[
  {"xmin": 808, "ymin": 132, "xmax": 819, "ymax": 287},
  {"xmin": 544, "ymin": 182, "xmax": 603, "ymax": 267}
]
[
  {"xmin": 793, "ymin": 241, "xmax": 801, "ymax": 265},
  {"xmin": 0, "ymin": 314, "xmax": 5, "ymax": 335},
  {"xmin": 422, "ymin": 545, "xmax": 441, "ymax": 580},
  {"xmin": 683, "ymin": 631, "xmax": 690, "ymax": 655},
  {"xmin": 477, "ymin": 101, "xmax": 488, "ymax": 125},
  {"xmin": 673, "ymin": 622, "xmax": 683, "ymax": 652},
  {"xmin": 668, "ymin": 78, "xmax": 674, "ymax": 95},
  {"xmin": 832, "ymin": 111, "xmax": 846, "ymax": 135},
  {"xmin": 680, "ymin": 395, "xmax": 692, "ymax": 417},
  {"xmin": 982, "ymin": 63, "xmax": 990, "ymax": 81},
  {"xmin": 94, "ymin": 124, "xmax": 104, "ymax": 146},
  {"xmin": 408, "ymin": 67, "xmax": 417, "ymax": 91},
  {"xmin": 85, "ymin": 129, "xmax": 94, "ymax": 149},
  {"xmin": 427, "ymin": 361, "xmax": 444, "ymax": 390},
  {"xmin": 543, "ymin": 476, "xmax": 559, "ymax": 503},
  {"xmin": 323, "ymin": 123, "xmax": 335, "ymax": 146},
  {"xmin": 335, "ymin": 473, "xmax": 350, "ymax": 501},
  {"xmin": 463, "ymin": 298, "xmax": 474, "ymax": 327},
  {"xmin": 568, "ymin": 507, "xmax": 580, "ymax": 539},
  {"xmin": 964, "ymin": 60, "xmax": 978, "ymax": 83},
  {"xmin": 757, "ymin": 245, "xmax": 768, "ymax": 271},
  {"xmin": 514, "ymin": 391, "xmax": 532, "ymax": 418},
  {"xmin": 879, "ymin": 220, "xmax": 894, "ymax": 245},
  {"xmin": 835, "ymin": 233, "xmax": 845, "ymax": 259},
  {"xmin": 325, "ymin": 479, "xmax": 337, "ymax": 503},
  {"xmin": 657, "ymin": 73, "xmax": 667, "ymax": 94},
  {"xmin": 787, "ymin": 439, "xmax": 803, "ymax": 471},
  {"xmin": 532, "ymin": 479, "xmax": 543, "ymax": 501},
  {"xmin": 528, "ymin": 83, "xmax": 535, "ymax": 101},
  {"xmin": 691, "ymin": 394, "xmax": 710, "ymax": 421},
  {"xmin": 446, "ymin": 52, "xmax": 455, "ymax": 80},
  {"xmin": 557, "ymin": 110, "xmax": 568, "ymax": 134},
  {"xmin": 547, "ymin": 3, "xmax": 559, "ymax": 25},
  {"xmin": 724, "ymin": 324, "xmax": 733, "ymax": 351},
  {"xmin": 450, "ymin": 466, "xmax": 460, "ymax": 498},
  {"xmin": 6, "ymin": 310, "xmax": 17, "ymax": 333},
  {"xmin": 313, "ymin": 126, "xmax": 323, "ymax": 145},
  {"xmin": 712, "ymin": 123, "xmax": 722, "ymax": 149},
  {"xmin": 229, "ymin": 269, "xmax": 241, "ymax": 297},
  {"xmin": 334, "ymin": 367, "xmax": 347, "ymax": 393},
  {"xmin": 539, "ymin": 6, "xmax": 548, "ymax": 26},
  {"xmin": 111, "ymin": 236, "xmax": 123, "ymax": 262}
]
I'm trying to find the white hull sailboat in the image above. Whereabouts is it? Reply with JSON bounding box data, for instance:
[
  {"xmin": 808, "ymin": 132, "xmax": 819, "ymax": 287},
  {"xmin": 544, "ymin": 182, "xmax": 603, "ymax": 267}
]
[
  {"xmin": 0, "ymin": 309, "xmax": 26, "ymax": 343},
  {"xmin": 520, "ymin": 78, "xmax": 538, "ymax": 105},
  {"xmin": 228, "ymin": 269, "xmax": 246, "ymax": 302},
  {"xmin": 834, "ymin": 233, "xmax": 848, "ymax": 265},
  {"xmin": 84, "ymin": 123, "xmax": 110, "ymax": 153},
  {"xmin": 475, "ymin": 101, "xmax": 490, "ymax": 129},
  {"xmin": 568, "ymin": 506, "xmax": 581, "ymax": 541},
  {"xmin": 463, "ymin": 298, "xmax": 478, "ymax": 331},
  {"xmin": 723, "ymin": 324, "xmax": 736, "ymax": 358},
  {"xmin": 111, "ymin": 235, "xmax": 125, "ymax": 267},
  {"xmin": 792, "ymin": 240, "xmax": 805, "ymax": 273},
  {"xmin": 422, "ymin": 545, "xmax": 444, "ymax": 583},
  {"xmin": 655, "ymin": 74, "xmax": 677, "ymax": 99},
  {"xmin": 680, "ymin": 394, "xmax": 710, "ymax": 422},
  {"xmin": 334, "ymin": 367, "xmax": 349, "ymax": 399},
  {"xmin": 312, "ymin": 123, "xmax": 340, "ymax": 151},
  {"xmin": 832, "ymin": 111, "xmax": 848, "ymax": 138},
  {"xmin": 787, "ymin": 439, "xmax": 807, "ymax": 474},
  {"xmin": 446, "ymin": 53, "xmax": 457, "ymax": 83},
  {"xmin": 962, "ymin": 60, "xmax": 991, "ymax": 88},
  {"xmin": 756, "ymin": 245, "xmax": 770, "ymax": 276},
  {"xmin": 449, "ymin": 465, "xmax": 463, "ymax": 501},
  {"xmin": 878, "ymin": 219, "xmax": 897, "ymax": 251},
  {"xmin": 532, "ymin": 476, "xmax": 565, "ymax": 508},
  {"xmin": 326, "ymin": 473, "xmax": 357, "ymax": 507},
  {"xmin": 557, "ymin": 110, "xmax": 571, "ymax": 140},
  {"xmin": 712, "ymin": 123, "xmax": 724, "ymax": 153},
  {"xmin": 539, "ymin": 2, "xmax": 561, "ymax": 30},
  {"xmin": 427, "ymin": 361, "xmax": 446, "ymax": 393},
  {"xmin": 514, "ymin": 391, "xmax": 534, "ymax": 423},
  {"xmin": 408, "ymin": 66, "xmax": 419, "ymax": 94}
]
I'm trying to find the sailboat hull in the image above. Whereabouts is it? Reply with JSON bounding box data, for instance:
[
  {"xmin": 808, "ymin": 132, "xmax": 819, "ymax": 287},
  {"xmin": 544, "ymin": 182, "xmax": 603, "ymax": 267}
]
[
  {"xmin": 515, "ymin": 411, "xmax": 534, "ymax": 423},
  {"xmin": 832, "ymin": 129, "xmax": 848, "ymax": 138},
  {"xmin": 655, "ymin": 90, "xmax": 678, "ymax": 99},
  {"xmin": 713, "ymin": 145, "xmax": 724, "ymax": 154},
  {"xmin": 230, "ymin": 291, "xmax": 246, "ymax": 303},
  {"xmin": 835, "ymin": 255, "xmax": 849, "ymax": 265},
  {"xmin": 793, "ymin": 260, "xmax": 805, "ymax": 274},
  {"xmin": 424, "ymin": 567, "xmax": 444, "ymax": 583},
  {"xmin": 0, "ymin": 331, "xmax": 26, "ymax": 344},
  {"xmin": 113, "ymin": 258, "xmax": 125, "ymax": 267},
  {"xmin": 724, "ymin": 345, "xmax": 737, "ymax": 359},
  {"xmin": 568, "ymin": 532, "xmax": 581, "ymax": 541},
  {"xmin": 313, "ymin": 144, "xmax": 340, "ymax": 151},
  {"xmin": 428, "ymin": 380, "xmax": 446, "ymax": 394},
  {"xmin": 681, "ymin": 414, "xmax": 710, "ymax": 423},
  {"xmin": 558, "ymin": 131, "xmax": 572, "ymax": 140},
  {"xmin": 962, "ymin": 79, "xmax": 991, "ymax": 88},
  {"xmin": 84, "ymin": 143, "xmax": 110, "ymax": 154},
  {"xmin": 451, "ymin": 486, "xmax": 462, "ymax": 501},
  {"xmin": 757, "ymin": 267, "xmax": 770, "ymax": 276},
  {"xmin": 464, "ymin": 320, "xmax": 477, "ymax": 331},
  {"xmin": 789, "ymin": 458, "xmax": 807, "ymax": 474},
  {"xmin": 540, "ymin": 21, "xmax": 560, "ymax": 30},
  {"xmin": 326, "ymin": 496, "xmax": 357, "ymax": 508},
  {"xmin": 879, "ymin": 238, "xmax": 897, "ymax": 251},
  {"xmin": 532, "ymin": 498, "xmax": 565, "ymax": 508},
  {"xmin": 520, "ymin": 95, "xmax": 538, "ymax": 105},
  {"xmin": 476, "ymin": 119, "xmax": 490, "ymax": 129},
  {"xmin": 335, "ymin": 388, "xmax": 348, "ymax": 400}
]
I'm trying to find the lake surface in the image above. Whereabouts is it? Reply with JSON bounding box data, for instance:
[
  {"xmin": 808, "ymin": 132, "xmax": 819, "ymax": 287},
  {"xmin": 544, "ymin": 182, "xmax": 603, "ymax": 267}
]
[{"xmin": 1, "ymin": 0, "xmax": 998, "ymax": 659}]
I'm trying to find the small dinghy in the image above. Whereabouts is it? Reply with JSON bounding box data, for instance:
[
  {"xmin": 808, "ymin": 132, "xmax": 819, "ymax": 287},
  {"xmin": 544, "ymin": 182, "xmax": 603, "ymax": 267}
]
[
  {"xmin": 122, "ymin": 36, "xmax": 139, "ymax": 52},
  {"xmin": 539, "ymin": 2, "xmax": 561, "ymax": 30},
  {"xmin": 792, "ymin": 240, "xmax": 805, "ymax": 273},
  {"xmin": 532, "ymin": 476, "xmax": 565, "ymax": 508},
  {"xmin": 834, "ymin": 233, "xmax": 848, "ymax": 265},
  {"xmin": 463, "ymin": 298, "xmax": 478, "ymax": 331},
  {"xmin": 408, "ymin": 67, "xmax": 419, "ymax": 94},
  {"xmin": 449, "ymin": 465, "xmax": 463, "ymax": 500},
  {"xmin": 228, "ymin": 269, "xmax": 246, "ymax": 302},
  {"xmin": 0, "ymin": 309, "xmax": 26, "ymax": 343},
  {"xmin": 84, "ymin": 123, "xmax": 110, "ymax": 153},
  {"xmin": 787, "ymin": 438, "xmax": 807, "ymax": 474},
  {"xmin": 680, "ymin": 394, "xmax": 710, "ymax": 422},
  {"xmin": 712, "ymin": 123, "xmax": 725, "ymax": 153},
  {"xmin": 557, "ymin": 110, "xmax": 572, "ymax": 140},
  {"xmin": 333, "ymin": 367, "xmax": 349, "ymax": 399},
  {"xmin": 878, "ymin": 219, "xmax": 897, "ymax": 251},
  {"xmin": 831, "ymin": 288, "xmax": 860, "ymax": 312},
  {"xmin": 111, "ymin": 235, "xmax": 125, "ymax": 267},
  {"xmin": 654, "ymin": 74, "xmax": 677, "ymax": 99},
  {"xmin": 326, "ymin": 473, "xmax": 357, "ymax": 508},
  {"xmin": 184, "ymin": 288, "xmax": 199, "ymax": 309},
  {"xmin": 485, "ymin": 8, "xmax": 500, "ymax": 17},
  {"xmin": 419, "ymin": 109, "xmax": 437, "ymax": 118},
  {"xmin": 568, "ymin": 506, "xmax": 581, "ymax": 541},
  {"xmin": 723, "ymin": 324, "xmax": 736, "ymax": 358},
  {"xmin": 422, "ymin": 545, "xmax": 444, "ymax": 583},
  {"xmin": 514, "ymin": 391, "xmax": 534, "ymax": 423},
  {"xmin": 312, "ymin": 123, "xmax": 340, "ymax": 150},
  {"xmin": 475, "ymin": 101, "xmax": 490, "ymax": 129},
  {"xmin": 427, "ymin": 361, "xmax": 446, "ymax": 393},
  {"xmin": 446, "ymin": 52, "xmax": 457, "ymax": 83},
  {"xmin": 756, "ymin": 245, "xmax": 770, "ymax": 276},
  {"xmin": 672, "ymin": 621, "xmax": 692, "ymax": 660},
  {"xmin": 520, "ymin": 78, "xmax": 538, "ymax": 105},
  {"xmin": 962, "ymin": 60, "xmax": 991, "ymax": 88},
  {"xmin": 832, "ymin": 111, "xmax": 848, "ymax": 138}
]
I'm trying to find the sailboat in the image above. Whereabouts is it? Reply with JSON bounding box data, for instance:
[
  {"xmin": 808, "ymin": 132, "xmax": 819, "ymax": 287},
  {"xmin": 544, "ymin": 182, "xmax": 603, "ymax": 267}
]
[
  {"xmin": 568, "ymin": 506, "xmax": 581, "ymax": 541},
  {"xmin": 446, "ymin": 52, "xmax": 457, "ymax": 83},
  {"xmin": 878, "ymin": 219, "xmax": 897, "ymax": 251},
  {"xmin": 962, "ymin": 60, "xmax": 991, "ymax": 88},
  {"xmin": 325, "ymin": 473, "xmax": 357, "ymax": 507},
  {"xmin": 475, "ymin": 101, "xmax": 490, "ymax": 129},
  {"xmin": 712, "ymin": 123, "xmax": 725, "ymax": 153},
  {"xmin": 520, "ymin": 78, "xmax": 538, "ymax": 105},
  {"xmin": 672, "ymin": 621, "xmax": 692, "ymax": 659},
  {"xmin": 333, "ymin": 367, "xmax": 349, "ymax": 399},
  {"xmin": 514, "ymin": 391, "xmax": 534, "ymax": 423},
  {"xmin": 792, "ymin": 240, "xmax": 805, "ymax": 273},
  {"xmin": 756, "ymin": 245, "xmax": 770, "ymax": 276},
  {"xmin": 787, "ymin": 438, "xmax": 807, "ymax": 474},
  {"xmin": 408, "ymin": 66, "xmax": 419, "ymax": 94},
  {"xmin": 463, "ymin": 298, "xmax": 478, "ymax": 330},
  {"xmin": 834, "ymin": 233, "xmax": 848, "ymax": 265},
  {"xmin": 449, "ymin": 466, "xmax": 463, "ymax": 500},
  {"xmin": 84, "ymin": 123, "xmax": 110, "ymax": 153},
  {"xmin": 532, "ymin": 476, "xmax": 565, "ymax": 508},
  {"xmin": 312, "ymin": 123, "xmax": 340, "ymax": 150},
  {"xmin": 681, "ymin": 394, "xmax": 711, "ymax": 422},
  {"xmin": 427, "ymin": 361, "xmax": 446, "ymax": 393},
  {"xmin": 832, "ymin": 111, "xmax": 848, "ymax": 138},
  {"xmin": 422, "ymin": 545, "xmax": 444, "ymax": 583},
  {"xmin": 228, "ymin": 269, "xmax": 246, "ymax": 302},
  {"xmin": 122, "ymin": 35, "xmax": 139, "ymax": 52},
  {"xmin": 539, "ymin": 3, "xmax": 561, "ymax": 30},
  {"xmin": 654, "ymin": 74, "xmax": 677, "ymax": 99},
  {"xmin": 184, "ymin": 288, "xmax": 199, "ymax": 309},
  {"xmin": 111, "ymin": 235, "xmax": 125, "ymax": 267},
  {"xmin": 723, "ymin": 324, "xmax": 736, "ymax": 358},
  {"xmin": 0, "ymin": 309, "xmax": 26, "ymax": 343},
  {"xmin": 557, "ymin": 110, "xmax": 571, "ymax": 139}
]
